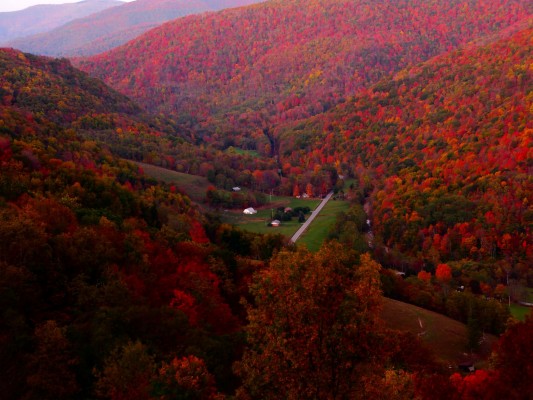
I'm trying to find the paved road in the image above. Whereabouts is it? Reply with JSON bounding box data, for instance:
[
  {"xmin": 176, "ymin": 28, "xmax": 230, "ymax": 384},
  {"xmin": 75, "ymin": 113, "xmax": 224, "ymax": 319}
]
[{"xmin": 290, "ymin": 191, "xmax": 334, "ymax": 243}]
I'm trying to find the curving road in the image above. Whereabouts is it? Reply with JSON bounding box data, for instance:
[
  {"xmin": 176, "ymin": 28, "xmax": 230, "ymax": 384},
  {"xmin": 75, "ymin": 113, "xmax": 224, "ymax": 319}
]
[{"xmin": 290, "ymin": 191, "xmax": 334, "ymax": 243}]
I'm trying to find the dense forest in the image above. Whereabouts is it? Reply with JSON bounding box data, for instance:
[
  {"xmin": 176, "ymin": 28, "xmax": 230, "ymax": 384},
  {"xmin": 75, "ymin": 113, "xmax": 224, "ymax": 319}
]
[
  {"xmin": 1, "ymin": 0, "xmax": 532, "ymax": 398},
  {"xmin": 280, "ymin": 27, "xmax": 532, "ymax": 290},
  {"xmin": 78, "ymin": 0, "xmax": 531, "ymax": 145}
]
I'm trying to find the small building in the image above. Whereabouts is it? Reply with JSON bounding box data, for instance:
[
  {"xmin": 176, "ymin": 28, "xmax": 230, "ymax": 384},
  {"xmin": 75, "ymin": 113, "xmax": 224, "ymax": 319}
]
[
  {"xmin": 284, "ymin": 207, "xmax": 293, "ymax": 213},
  {"xmin": 271, "ymin": 219, "xmax": 281, "ymax": 227},
  {"xmin": 232, "ymin": 187, "xmax": 241, "ymax": 191},
  {"xmin": 243, "ymin": 207, "xmax": 257, "ymax": 215}
]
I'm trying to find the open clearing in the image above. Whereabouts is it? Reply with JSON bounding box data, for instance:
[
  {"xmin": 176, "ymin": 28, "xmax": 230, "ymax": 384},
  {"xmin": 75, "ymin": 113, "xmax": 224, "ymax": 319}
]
[
  {"xmin": 382, "ymin": 297, "xmax": 497, "ymax": 367},
  {"xmin": 298, "ymin": 199, "xmax": 350, "ymax": 251},
  {"xmin": 510, "ymin": 303, "xmax": 532, "ymax": 321},
  {"xmin": 222, "ymin": 196, "xmax": 321, "ymax": 236}
]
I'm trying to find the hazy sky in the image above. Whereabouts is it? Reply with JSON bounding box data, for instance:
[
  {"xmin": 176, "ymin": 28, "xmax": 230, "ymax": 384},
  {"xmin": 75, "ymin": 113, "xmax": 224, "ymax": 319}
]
[{"xmin": 0, "ymin": 0, "xmax": 135, "ymax": 13}]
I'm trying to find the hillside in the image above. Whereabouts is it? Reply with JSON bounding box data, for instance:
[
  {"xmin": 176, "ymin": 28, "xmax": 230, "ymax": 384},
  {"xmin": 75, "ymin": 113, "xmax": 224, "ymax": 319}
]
[
  {"xmin": 0, "ymin": 0, "xmax": 121, "ymax": 43},
  {"xmin": 279, "ymin": 25, "xmax": 532, "ymax": 283},
  {"xmin": 0, "ymin": 47, "xmax": 199, "ymax": 145},
  {"xmin": 381, "ymin": 298, "xmax": 497, "ymax": 365},
  {"xmin": 0, "ymin": 48, "xmax": 139, "ymax": 123},
  {"xmin": 1, "ymin": 3, "xmax": 532, "ymax": 398},
  {"xmin": 77, "ymin": 0, "xmax": 532, "ymax": 147},
  {"xmin": 0, "ymin": 48, "xmax": 288, "ymax": 399},
  {"xmin": 7, "ymin": 0, "xmax": 266, "ymax": 57}
]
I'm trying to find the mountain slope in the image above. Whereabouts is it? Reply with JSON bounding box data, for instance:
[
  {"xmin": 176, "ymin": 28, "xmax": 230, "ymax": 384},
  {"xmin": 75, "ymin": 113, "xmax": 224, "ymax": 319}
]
[
  {"xmin": 0, "ymin": 48, "xmax": 140, "ymax": 124},
  {"xmin": 279, "ymin": 25, "xmax": 532, "ymax": 276},
  {"xmin": 0, "ymin": 0, "xmax": 122, "ymax": 43},
  {"xmin": 77, "ymin": 0, "xmax": 532, "ymax": 144},
  {"xmin": 7, "ymin": 0, "xmax": 266, "ymax": 57},
  {"xmin": 0, "ymin": 48, "xmax": 251, "ymax": 399}
]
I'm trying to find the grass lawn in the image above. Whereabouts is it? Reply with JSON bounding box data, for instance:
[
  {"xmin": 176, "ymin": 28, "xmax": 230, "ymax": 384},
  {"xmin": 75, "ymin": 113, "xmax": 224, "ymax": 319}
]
[
  {"xmin": 510, "ymin": 303, "xmax": 532, "ymax": 321},
  {"xmin": 222, "ymin": 196, "xmax": 321, "ymax": 236},
  {"xmin": 382, "ymin": 297, "xmax": 497, "ymax": 367},
  {"xmin": 133, "ymin": 162, "xmax": 210, "ymax": 202},
  {"xmin": 298, "ymin": 199, "xmax": 350, "ymax": 251},
  {"xmin": 225, "ymin": 147, "xmax": 261, "ymax": 158}
]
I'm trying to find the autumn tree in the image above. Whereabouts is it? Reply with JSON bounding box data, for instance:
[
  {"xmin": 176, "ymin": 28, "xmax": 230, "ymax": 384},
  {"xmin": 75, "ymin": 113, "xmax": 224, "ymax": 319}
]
[
  {"xmin": 94, "ymin": 340, "xmax": 156, "ymax": 400},
  {"xmin": 435, "ymin": 264, "xmax": 452, "ymax": 283},
  {"xmin": 236, "ymin": 243, "xmax": 384, "ymax": 399},
  {"xmin": 485, "ymin": 315, "xmax": 533, "ymax": 399},
  {"xmin": 25, "ymin": 320, "xmax": 79, "ymax": 400},
  {"xmin": 417, "ymin": 270, "xmax": 432, "ymax": 283},
  {"xmin": 156, "ymin": 355, "xmax": 222, "ymax": 400}
]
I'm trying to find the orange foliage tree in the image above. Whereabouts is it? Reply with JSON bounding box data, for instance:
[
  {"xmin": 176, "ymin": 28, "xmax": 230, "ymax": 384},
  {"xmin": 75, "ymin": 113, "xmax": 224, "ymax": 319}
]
[{"xmin": 236, "ymin": 244, "xmax": 384, "ymax": 399}]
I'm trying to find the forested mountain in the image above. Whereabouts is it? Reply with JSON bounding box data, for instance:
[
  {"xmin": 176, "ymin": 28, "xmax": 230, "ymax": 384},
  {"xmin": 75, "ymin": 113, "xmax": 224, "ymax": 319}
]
[
  {"xmin": 279, "ymin": 25, "xmax": 532, "ymax": 285},
  {"xmin": 1, "ymin": 0, "xmax": 532, "ymax": 398},
  {"xmin": 0, "ymin": 47, "xmax": 287, "ymax": 399},
  {"xmin": 0, "ymin": 0, "xmax": 122, "ymax": 43},
  {"xmin": 0, "ymin": 48, "xmax": 140, "ymax": 123},
  {"xmin": 6, "ymin": 0, "xmax": 267, "ymax": 57},
  {"xmin": 78, "ymin": 0, "xmax": 531, "ymax": 148}
]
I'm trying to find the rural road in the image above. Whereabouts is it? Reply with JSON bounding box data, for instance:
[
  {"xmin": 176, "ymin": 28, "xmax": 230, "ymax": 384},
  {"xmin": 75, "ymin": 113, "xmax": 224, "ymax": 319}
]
[{"xmin": 290, "ymin": 191, "xmax": 334, "ymax": 243}]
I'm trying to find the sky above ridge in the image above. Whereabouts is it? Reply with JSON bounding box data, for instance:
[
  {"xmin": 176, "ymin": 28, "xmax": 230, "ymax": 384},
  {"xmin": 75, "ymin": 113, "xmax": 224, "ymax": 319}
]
[{"xmin": 0, "ymin": 0, "xmax": 135, "ymax": 12}]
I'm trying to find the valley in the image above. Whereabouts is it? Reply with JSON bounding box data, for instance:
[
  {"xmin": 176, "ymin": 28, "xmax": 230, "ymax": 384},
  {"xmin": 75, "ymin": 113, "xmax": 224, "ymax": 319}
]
[{"xmin": 0, "ymin": 0, "xmax": 531, "ymax": 398}]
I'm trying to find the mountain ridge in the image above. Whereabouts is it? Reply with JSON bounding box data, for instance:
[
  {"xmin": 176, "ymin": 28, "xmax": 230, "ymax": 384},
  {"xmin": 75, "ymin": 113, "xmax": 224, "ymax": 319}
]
[
  {"xmin": 6, "ymin": 0, "xmax": 267, "ymax": 57},
  {"xmin": 0, "ymin": 0, "xmax": 122, "ymax": 43},
  {"xmin": 77, "ymin": 0, "xmax": 532, "ymax": 146}
]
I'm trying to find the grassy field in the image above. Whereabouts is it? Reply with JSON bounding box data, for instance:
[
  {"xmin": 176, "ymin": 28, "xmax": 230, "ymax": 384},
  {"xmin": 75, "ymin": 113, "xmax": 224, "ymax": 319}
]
[
  {"xmin": 222, "ymin": 196, "xmax": 321, "ymax": 236},
  {"xmin": 225, "ymin": 147, "xmax": 261, "ymax": 158},
  {"xmin": 298, "ymin": 199, "xmax": 350, "ymax": 251},
  {"xmin": 510, "ymin": 288, "xmax": 533, "ymax": 321},
  {"xmin": 382, "ymin": 297, "xmax": 497, "ymax": 367},
  {"xmin": 134, "ymin": 162, "xmax": 210, "ymax": 202},
  {"xmin": 510, "ymin": 303, "xmax": 532, "ymax": 321}
]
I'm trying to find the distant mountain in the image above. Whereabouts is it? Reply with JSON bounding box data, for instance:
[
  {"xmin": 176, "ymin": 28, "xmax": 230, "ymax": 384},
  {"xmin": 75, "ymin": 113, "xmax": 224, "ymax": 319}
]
[
  {"xmin": 77, "ymin": 0, "xmax": 532, "ymax": 145},
  {"xmin": 6, "ymin": 0, "xmax": 266, "ymax": 57},
  {"xmin": 0, "ymin": 0, "xmax": 122, "ymax": 43}
]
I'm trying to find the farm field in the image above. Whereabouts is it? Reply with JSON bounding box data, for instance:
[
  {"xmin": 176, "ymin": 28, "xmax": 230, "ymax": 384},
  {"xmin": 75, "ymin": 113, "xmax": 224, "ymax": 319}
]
[
  {"xmin": 381, "ymin": 297, "xmax": 497, "ymax": 367},
  {"xmin": 298, "ymin": 199, "xmax": 351, "ymax": 251},
  {"xmin": 222, "ymin": 196, "xmax": 321, "ymax": 236},
  {"xmin": 510, "ymin": 303, "xmax": 532, "ymax": 321}
]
